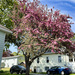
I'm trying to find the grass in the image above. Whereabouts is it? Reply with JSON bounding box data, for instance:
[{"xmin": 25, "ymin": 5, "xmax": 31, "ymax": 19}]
[
  {"xmin": 0, "ymin": 73, "xmax": 75, "ymax": 75},
  {"xmin": 0, "ymin": 68, "xmax": 75, "ymax": 75},
  {"xmin": 0, "ymin": 72, "xmax": 75, "ymax": 75},
  {"xmin": 1, "ymin": 68, "xmax": 10, "ymax": 71}
]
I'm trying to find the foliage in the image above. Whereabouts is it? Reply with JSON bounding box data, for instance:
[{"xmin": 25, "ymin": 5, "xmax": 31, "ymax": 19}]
[
  {"xmin": 3, "ymin": 42, "xmax": 10, "ymax": 51},
  {"xmin": 11, "ymin": 52, "xmax": 18, "ymax": 56},
  {"xmin": 0, "ymin": 0, "xmax": 17, "ymax": 29},
  {"xmin": 5, "ymin": 34, "xmax": 21, "ymax": 47},
  {"xmin": 2, "ymin": 50, "xmax": 14, "ymax": 57},
  {"xmin": 10, "ymin": 0, "xmax": 75, "ymax": 75},
  {"xmin": 0, "ymin": 0, "xmax": 20, "ymax": 50}
]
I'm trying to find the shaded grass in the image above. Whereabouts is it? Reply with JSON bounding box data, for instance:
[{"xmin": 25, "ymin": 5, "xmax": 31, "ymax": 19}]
[
  {"xmin": 0, "ymin": 72, "xmax": 33, "ymax": 75},
  {"xmin": 0, "ymin": 72, "xmax": 75, "ymax": 75},
  {"xmin": 0, "ymin": 68, "xmax": 75, "ymax": 75}
]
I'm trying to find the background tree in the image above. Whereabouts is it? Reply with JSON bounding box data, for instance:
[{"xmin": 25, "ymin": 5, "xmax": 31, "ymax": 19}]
[
  {"xmin": 0, "ymin": 0, "xmax": 21, "ymax": 50},
  {"xmin": 10, "ymin": 0, "xmax": 75, "ymax": 75},
  {"xmin": 2, "ymin": 50, "xmax": 14, "ymax": 57},
  {"xmin": 0, "ymin": 0, "xmax": 17, "ymax": 29},
  {"xmin": 11, "ymin": 52, "xmax": 18, "ymax": 56}
]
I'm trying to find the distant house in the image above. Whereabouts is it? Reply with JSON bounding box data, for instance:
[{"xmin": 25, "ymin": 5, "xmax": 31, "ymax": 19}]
[
  {"xmin": 68, "ymin": 52, "xmax": 75, "ymax": 73},
  {"xmin": 30, "ymin": 53, "xmax": 69, "ymax": 72},
  {"xmin": 0, "ymin": 25, "xmax": 12, "ymax": 69},
  {"xmin": 1, "ymin": 55, "xmax": 24, "ymax": 68},
  {"xmin": 30, "ymin": 52, "xmax": 75, "ymax": 73}
]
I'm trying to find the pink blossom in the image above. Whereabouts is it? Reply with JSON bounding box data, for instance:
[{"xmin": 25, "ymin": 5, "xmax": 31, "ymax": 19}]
[
  {"xmin": 45, "ymin": 33, "xmax": 49, "ymax": 36},
  {"xmin": 29, "ymin": 34, "xmax": 32, "ymax": 37},
  {"xmin": 33, "ymin": 36, "xmax": 36, "ymax": 38},
  {"xmin": 58, "ymin": 51, "xmax": 60, "ymax": 53},
  {"xmin": 51, "ymin": 49, "xmax": 55, "ymax": 53},
  {"xmin": 16, "ymin": 35, "xmax": 18, "ymax": 38},
  {"xmin": 41, "ymin": 39, "xmax": 44, "ymax": 42},
  {"xmin": 25, "ymin": 14, "xmax": 31, "ymax": 18},
  {"xmin": 22, "ymin": 47, "xmax": 24, "ymax": 49},
  {"xmin": 28, "ymin": 45, "xmax": 31, "ymax": 48},
  {"xmin": 26, "ymin": 28, "xmax": 30, "ymax": 31},
  {"xmin": 18, "ymin": 47, "xmax": 21, "ymax": 49},
  {"xmin": 11, "ymin": 0, "xmax": 75, "ymax": 56},
  {"xmin": 18, "ymin": 29, "xmax": 22, "ymax": 32},
  {"xmin": 53, "ymin": 41, "xmax": 57, "ymax": 45},
  {"xmin": 54, "ymin": 10, "xmax": 60, "ymax": 16}
]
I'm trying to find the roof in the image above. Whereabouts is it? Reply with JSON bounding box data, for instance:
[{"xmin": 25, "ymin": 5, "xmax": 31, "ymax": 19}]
[
  {"xmin": 2, "ymin": 55, "xmax": 22, "ymax": 59},
  {"xmin": 0, "ymin": 25, "xmax": 12, "ymax": 33}
]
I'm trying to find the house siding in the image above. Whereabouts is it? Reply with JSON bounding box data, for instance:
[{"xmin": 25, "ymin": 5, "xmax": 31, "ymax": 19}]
[
  {"xmin": 1, "ymin": 56, "xmax": 24, "ymax": 68},
  {"xmin": 30, "ymin": 54, "xmax": 69, "ymax": 72},
  {"xmin": 0, "ymin": 31, "xmax": 6, "ymax": 68},
  {"xmin": 2, "ymin": 57, "xmax": 18, "ymax": 68}
]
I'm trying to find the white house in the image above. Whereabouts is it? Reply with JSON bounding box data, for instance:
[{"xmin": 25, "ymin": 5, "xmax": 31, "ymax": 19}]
[
  {"xmin": 68, "ymin": 52, "xmax": 75, "ymax": 73},
  {"xmin": 0, "ymin": 25, "xmax": 12, "ymax": 69},
  {"xmin": 1, "ymin": 55, "xmax": 24, "ymax": 68},
  {"xmin": 30, "ymin": 53, "xmax": 75, "ymax": 73}
]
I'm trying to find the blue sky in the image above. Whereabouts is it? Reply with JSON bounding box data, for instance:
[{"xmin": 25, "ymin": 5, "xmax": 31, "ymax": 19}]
[
  {"xmin": 40, "ymin": 0, "xmax": 75, "ymax": 32},
  {"xmin": 9, "ymin": 0, "xmax": 75, "ymax": 52}
]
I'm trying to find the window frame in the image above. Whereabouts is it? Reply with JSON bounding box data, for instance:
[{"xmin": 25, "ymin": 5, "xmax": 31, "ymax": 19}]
[
  {"xmin": 46, "ymin": 57, "xmax": 49, "ymax": 63},
  {"xmin": 58, "ymin": 56, "xmax": 62, "ymax": 63},
  {"xmin": 37, "ymin": 58, "xmax": 39, "ymax": 63}
]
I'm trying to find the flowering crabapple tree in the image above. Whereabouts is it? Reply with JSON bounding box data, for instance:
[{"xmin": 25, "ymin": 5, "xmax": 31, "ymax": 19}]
[{"xmin": 11, "ymin": 0, "xmax": 75, "ymax": 75}]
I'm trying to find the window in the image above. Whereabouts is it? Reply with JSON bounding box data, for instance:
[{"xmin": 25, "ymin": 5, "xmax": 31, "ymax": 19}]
[
  {"xmin": 69, "ymin": 57, "xmax": 73, "ymax": 62},
  {"xmin": 45, "ymin": 67, "xmax": 49, "ymax": 71},
  {"xmin": 37, "ymin": 58, "xmax": 39, "ymax": 63},
  {"xmin": 46, "ymin": 57, "xmax": 49, "ymax": 63},
  {"xmin": 51, "ymin": 66, "xmax": 60, "ymax": 69},
  {"xmin": 69, "ymin": 55, "xmax": 74, "ymax": 62},
  {"xmin": 58, "ymin": 56, "xmax": 61, "ymax": 63},
  {"xmin": 74, "ymin": 54, "xmax": 75, "ymax": 62},
  {"xmin": 69, "ymin": 54, "xmax": 75, "ymax": 62}
]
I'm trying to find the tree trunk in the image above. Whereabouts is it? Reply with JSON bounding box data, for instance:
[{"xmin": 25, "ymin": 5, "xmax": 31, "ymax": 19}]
[
  {"xmin": 26, "ymin": 63, "xmax": 30, "ymax": 75},
  {"xmin": 25, "ymin": 54, "xmax": 31, "ymax": 75}
]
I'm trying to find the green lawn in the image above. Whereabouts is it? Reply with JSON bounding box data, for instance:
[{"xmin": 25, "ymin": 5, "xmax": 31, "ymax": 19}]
[
  {"xmin": 0, "ymin": 72, "xmax": 75, "ymax": 75},
  {"xmin": 0, "ymin": 73, "xmax": 27, "ymax": 75},
  {"xmin": 1, "ymin": 68, "xmax": 10, "ymax": 71},
  {"xmin": 0, "ymin": 73, "xmax": 75, "ymax": 75},
  {"xmin": 0, "ymin": 68, "xmax": 75, "ymax": 75}
]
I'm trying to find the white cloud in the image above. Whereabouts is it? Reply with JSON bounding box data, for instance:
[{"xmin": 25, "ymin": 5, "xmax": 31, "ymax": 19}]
[
  {"xmin": 50, "ymin": 0, "xmax": 75, "ymax": 3},
  {"xmin": 67, "ymin": 0, "xmax": 75, "ymax": 3}
]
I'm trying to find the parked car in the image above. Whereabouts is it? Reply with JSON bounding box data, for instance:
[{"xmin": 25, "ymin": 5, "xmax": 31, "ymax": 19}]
[
  {"xmin": 47, "ymin": 66, "xmax": 72, "ymax": 75},
  {"xmin": 10, "ymin": 65, "xmax": 26, "ymax": 74}
]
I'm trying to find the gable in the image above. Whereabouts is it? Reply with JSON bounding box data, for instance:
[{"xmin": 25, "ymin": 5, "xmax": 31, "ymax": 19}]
[
  {"xmin": 0, "ymin": 25, "xmax": 12, "ymax": 34},
  {"xmin": 0, "ymin": 25, "xmax": 12, "ymax": 68}
]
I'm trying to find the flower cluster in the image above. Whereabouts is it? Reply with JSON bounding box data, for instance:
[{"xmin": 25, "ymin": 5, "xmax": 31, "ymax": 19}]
[{"xmin": 11, "ymin": 0, "xmax": 75, "ymax": 54}]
